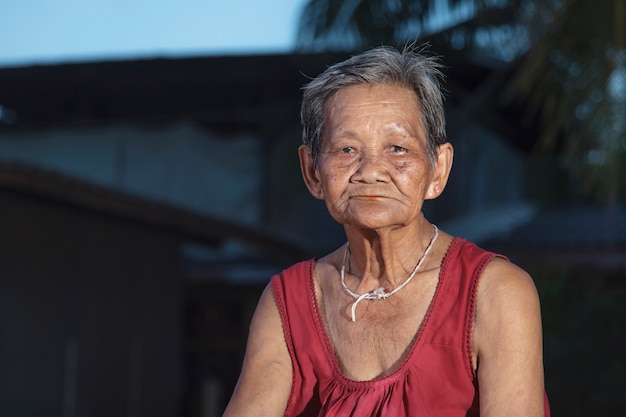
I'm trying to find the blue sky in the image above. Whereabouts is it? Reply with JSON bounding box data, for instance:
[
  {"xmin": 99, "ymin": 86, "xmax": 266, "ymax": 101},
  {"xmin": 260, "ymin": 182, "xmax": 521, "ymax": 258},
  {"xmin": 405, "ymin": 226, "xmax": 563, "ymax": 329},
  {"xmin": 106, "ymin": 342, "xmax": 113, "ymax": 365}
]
[{"xmin": 0, "ymin": 0, "xmax": 308, "ymax": 67}]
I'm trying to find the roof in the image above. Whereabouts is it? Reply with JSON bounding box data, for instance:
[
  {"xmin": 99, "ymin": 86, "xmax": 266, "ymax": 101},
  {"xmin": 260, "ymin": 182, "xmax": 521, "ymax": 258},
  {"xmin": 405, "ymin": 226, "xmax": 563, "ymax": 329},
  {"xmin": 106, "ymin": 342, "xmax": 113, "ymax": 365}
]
[
  {"xmin": 0, "ymin": 52, "xmax": 347, "ymax": 133},
  {"xmin": 0, "ymin": 162, "xmax": 311, "ymax": 260},
  {"xmin": 0, "ymin": 50, "xmax": 536, "ymax": 149},
  {"xmin": 484, "ymin": 205, "xmax": 626, "ymax": 269}
]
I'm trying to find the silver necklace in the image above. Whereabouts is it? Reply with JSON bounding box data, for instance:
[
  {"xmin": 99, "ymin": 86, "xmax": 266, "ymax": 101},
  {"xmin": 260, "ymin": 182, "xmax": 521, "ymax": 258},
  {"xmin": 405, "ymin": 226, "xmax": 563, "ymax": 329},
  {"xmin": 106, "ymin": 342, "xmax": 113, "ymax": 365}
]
[{"xmin": 340, "ymin": 224, "xmax": 439, "ymax": 322}]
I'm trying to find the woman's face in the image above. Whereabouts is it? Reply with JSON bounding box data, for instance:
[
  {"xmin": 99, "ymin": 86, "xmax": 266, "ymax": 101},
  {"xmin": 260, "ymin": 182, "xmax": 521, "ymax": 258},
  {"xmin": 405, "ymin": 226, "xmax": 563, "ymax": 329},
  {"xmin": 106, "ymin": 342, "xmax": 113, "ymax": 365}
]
[{"xmin": 305, "ymin": 83, "xmax": 440, "ymax": 231}]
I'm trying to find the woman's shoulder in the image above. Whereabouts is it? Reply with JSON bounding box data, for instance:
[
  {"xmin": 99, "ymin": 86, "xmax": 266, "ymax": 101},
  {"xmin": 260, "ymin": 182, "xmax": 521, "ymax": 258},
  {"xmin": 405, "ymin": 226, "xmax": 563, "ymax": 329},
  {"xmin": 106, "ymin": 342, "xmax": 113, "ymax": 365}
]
[
  {"xmin": 443, "ymin": 235, "xmax": 539, "ymax": 308},
  {"xmin": 481, "ymin": 256, "xmax": 537, "ymax": 298},
  {"xmin": 475, "ymin": 256, "xmax": 541, "ymax": 329}
]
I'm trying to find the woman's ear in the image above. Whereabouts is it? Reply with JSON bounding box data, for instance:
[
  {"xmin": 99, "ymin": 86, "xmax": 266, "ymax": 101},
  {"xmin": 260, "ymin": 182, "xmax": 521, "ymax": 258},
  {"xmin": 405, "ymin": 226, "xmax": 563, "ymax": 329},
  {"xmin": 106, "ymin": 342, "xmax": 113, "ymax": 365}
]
[
  {"xmin": 298, "ymin": 145, "xmax": 324, "ymax": 200},
  {"xmin": 426, "ymin": 142, "xmax": 454, "ymax": 200}
]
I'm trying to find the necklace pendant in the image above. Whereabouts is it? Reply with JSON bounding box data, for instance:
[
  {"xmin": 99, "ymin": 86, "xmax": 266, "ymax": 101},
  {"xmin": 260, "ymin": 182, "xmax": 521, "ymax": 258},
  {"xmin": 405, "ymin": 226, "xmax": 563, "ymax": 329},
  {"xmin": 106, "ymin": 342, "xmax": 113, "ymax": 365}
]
[{"xmin": 371, "ymin": 287, "xmax": 387, "ymax": 299}]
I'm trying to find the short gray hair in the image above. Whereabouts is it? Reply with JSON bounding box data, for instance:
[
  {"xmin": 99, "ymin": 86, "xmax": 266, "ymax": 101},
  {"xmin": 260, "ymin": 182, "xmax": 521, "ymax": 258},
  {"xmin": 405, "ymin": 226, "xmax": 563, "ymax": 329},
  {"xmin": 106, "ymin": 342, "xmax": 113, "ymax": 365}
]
[{"xmin": 300, "ymin": 45, "xmax": 447, "ymax": 166}]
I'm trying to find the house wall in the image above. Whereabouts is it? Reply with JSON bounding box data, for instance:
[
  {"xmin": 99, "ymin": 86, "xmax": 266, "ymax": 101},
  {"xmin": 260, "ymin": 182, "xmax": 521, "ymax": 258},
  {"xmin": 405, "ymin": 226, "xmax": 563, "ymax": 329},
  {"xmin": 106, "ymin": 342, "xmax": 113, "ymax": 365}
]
[
  {"xmin": 0, "ymin": 189, "xmax": 183, "ymax": 417},
  {"xmin": 0, "ymin": 121, "xmax": 261, "ymax": 225},
  {"xmin": 436, "ymin": 123, "xmax": 527, "ymax": 218},
  {"xmin": 424, "ymin": 122, "xmax": 532, "ymax": 243}
]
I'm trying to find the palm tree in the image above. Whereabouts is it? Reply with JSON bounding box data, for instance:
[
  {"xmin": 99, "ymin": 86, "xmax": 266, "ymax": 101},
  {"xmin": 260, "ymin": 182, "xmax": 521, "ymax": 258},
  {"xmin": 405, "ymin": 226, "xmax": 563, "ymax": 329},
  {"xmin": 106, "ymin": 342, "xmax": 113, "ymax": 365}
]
[{"xmin": 296, "ymin": 0, "xmax": 626, "ymax": 202}]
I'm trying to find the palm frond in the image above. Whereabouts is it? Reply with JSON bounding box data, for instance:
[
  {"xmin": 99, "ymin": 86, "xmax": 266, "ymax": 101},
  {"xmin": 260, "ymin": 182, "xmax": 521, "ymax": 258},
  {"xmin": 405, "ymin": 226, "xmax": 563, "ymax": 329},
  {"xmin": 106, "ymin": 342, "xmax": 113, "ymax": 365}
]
[{"xmin": 295, "ymin": 0, "xmax": 626, "ymax": 201}]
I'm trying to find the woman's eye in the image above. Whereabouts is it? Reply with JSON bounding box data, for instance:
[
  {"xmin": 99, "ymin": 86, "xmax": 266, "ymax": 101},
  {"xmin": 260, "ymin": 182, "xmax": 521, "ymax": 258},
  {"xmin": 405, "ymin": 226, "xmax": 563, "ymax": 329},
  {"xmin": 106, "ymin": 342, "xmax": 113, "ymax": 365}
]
[
  {"xmin": 391, "ymin": 145, "xmax": 408, "ymax": 153},
  {"xmin": 341, "ymin": 146, "xmax": 355, "ymax": 153}
]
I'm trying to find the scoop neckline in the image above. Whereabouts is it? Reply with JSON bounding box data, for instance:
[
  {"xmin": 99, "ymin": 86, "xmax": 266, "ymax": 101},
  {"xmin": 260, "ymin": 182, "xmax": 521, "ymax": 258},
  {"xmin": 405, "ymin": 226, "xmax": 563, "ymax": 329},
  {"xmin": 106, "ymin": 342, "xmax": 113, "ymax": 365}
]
[{"xmin": 306, "ymin": 236, "xmax": 461, "ymax": 387}]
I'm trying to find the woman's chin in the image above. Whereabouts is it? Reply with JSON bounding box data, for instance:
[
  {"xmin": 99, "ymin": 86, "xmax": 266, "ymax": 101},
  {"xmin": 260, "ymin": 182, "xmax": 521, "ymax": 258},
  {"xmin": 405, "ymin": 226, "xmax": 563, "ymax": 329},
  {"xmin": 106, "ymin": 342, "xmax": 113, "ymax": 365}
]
[{"xmin": 340, "ymin": 211, "xmax": 409, "ymax": 232}]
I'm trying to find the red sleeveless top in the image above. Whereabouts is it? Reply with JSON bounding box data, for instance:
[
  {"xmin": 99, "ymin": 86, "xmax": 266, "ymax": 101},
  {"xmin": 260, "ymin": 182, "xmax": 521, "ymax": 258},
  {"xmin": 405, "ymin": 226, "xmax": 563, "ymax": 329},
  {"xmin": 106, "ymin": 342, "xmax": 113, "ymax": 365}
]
[{"xmin": 271, "ymin": 238, "xmax": 550, "ymax": 417}]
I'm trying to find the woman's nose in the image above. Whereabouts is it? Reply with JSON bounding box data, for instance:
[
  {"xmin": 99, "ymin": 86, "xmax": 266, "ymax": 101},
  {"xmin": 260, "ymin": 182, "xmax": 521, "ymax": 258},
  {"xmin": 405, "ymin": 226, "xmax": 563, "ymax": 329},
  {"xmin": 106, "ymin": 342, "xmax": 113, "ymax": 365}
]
[{"xmin": 352, "ymin": 152, "xmax": 390, "ymax": 183}]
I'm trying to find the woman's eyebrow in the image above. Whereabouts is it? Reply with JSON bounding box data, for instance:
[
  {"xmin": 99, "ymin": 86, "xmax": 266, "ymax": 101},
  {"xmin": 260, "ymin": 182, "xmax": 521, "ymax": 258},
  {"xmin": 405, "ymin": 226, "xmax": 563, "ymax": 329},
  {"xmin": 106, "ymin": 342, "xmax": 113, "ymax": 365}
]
[{"xmin": 327, "ymin": 128, "xmax": 359, "ymax": 140}]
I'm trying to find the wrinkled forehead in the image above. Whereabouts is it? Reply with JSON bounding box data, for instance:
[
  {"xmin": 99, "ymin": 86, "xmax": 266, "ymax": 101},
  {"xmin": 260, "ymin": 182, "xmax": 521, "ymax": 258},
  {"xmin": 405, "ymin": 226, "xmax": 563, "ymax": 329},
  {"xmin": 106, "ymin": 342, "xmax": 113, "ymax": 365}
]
[
  {"xmin": 324, "ymin": 83, "xmax": 423, "ymax": 126},
  {"xmin": 325, "ymin": 82, "xmax": 421, "ymax": 112}
]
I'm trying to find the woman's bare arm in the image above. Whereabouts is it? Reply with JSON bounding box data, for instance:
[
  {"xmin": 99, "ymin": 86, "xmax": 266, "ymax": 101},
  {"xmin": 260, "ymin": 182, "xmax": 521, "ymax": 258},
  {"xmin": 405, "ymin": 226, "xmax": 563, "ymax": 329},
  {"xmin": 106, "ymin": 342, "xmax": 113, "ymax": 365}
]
[
  {"xmin": 473, "ymin": 258, "xmax": 546, "ymax": 417},
  {"xmin": 222, "ymin": 285, "xmax": 292, "ymax": 417}
]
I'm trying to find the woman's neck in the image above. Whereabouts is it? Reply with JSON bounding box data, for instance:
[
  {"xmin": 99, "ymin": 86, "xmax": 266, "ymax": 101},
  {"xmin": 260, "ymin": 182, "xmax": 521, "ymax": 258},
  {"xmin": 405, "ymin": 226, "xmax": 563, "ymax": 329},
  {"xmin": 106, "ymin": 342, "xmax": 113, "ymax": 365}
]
[{"xmin": 342, "ymin": 220, "xmax": 437, "ymax": 291}]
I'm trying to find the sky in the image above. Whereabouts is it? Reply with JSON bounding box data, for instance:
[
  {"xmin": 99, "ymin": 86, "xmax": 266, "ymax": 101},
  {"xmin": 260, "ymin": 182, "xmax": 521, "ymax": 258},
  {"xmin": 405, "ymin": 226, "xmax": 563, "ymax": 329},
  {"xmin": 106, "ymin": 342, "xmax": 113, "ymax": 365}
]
[{"xmin": 0, "ymin": 0, "xmax": 308, "ymax": 67}]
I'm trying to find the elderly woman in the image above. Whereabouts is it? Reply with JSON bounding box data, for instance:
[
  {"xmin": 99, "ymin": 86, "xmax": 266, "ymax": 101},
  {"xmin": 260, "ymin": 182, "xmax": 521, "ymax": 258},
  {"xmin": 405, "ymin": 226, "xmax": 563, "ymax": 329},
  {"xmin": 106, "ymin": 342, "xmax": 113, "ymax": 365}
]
[{"xmin": 223, "ymin": 46, "xmax": 550, "ymax": 417}]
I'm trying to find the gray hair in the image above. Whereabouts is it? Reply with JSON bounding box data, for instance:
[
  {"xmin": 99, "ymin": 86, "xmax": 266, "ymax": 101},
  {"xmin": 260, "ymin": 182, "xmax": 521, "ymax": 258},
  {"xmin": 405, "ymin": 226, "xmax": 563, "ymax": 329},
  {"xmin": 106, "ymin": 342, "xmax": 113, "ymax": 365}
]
[{"xmin": 300, "ymin": 45, "xmax": 447, "ymax": 166}]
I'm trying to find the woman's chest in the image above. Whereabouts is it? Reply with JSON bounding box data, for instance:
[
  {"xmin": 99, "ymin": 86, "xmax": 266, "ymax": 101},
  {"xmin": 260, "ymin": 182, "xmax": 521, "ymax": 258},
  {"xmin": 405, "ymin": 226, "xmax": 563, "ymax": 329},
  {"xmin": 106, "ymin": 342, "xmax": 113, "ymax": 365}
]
[{"xmin": 319, "ymin": 279, "xmax": 438, "ymax": 381}]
